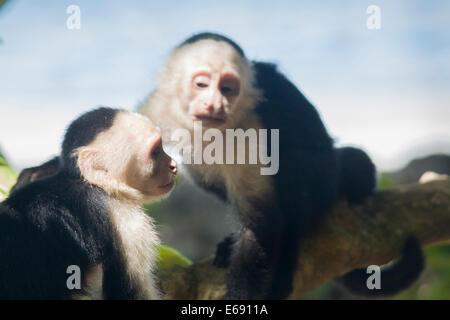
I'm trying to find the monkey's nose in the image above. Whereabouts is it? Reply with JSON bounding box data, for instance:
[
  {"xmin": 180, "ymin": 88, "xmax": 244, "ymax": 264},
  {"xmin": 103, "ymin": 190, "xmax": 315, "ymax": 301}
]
[{"xmin": 169, "ymin": 160, "xmax": 177, "ymax": 175}]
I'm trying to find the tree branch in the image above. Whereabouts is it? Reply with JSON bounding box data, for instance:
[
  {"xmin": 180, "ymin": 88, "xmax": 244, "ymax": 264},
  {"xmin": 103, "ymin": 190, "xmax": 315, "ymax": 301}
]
[{"xmin": 158, "ymin": 179, "xmax": 450, "ymax": 299}]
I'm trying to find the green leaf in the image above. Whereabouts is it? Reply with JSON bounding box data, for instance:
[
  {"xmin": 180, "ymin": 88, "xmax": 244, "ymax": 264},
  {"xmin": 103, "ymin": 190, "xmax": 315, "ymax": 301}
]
[
  {"xmin": 0, "ymin": 153, "xmax": 17, "ymax": 200},
  {"xmin": 156, "ymin": 245, "xmax": 192, "ymax": 271},
  {"xmin": 377, "ymin": 173, "xmax": 396, "ymax": 190}
]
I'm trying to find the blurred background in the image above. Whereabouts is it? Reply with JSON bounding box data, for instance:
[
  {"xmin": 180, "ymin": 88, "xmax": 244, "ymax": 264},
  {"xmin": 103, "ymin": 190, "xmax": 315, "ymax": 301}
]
[{"xmin": 0, "ymin": 0, "xmax": 449, "ymax": 299}]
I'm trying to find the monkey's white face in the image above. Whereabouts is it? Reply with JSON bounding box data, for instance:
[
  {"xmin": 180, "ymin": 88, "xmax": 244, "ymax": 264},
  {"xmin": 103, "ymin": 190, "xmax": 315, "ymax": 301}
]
[
  {"xmin": 188, "ymin": 65, "xmax": 241, "ymax": 127},
  {"xmin": 160, "ymin": 40, "xmax": 260, "ymax": 131},
  {"xmin": 118, "ymin": 113, "xmax": 177, "ymax": 199},
  {"xmin": 77, "ymin": 111, "xmax": 177, "ymax": 203}
]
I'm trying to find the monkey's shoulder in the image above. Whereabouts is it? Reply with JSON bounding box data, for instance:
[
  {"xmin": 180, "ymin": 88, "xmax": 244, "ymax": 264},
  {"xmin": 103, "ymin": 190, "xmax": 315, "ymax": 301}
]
[
  {"xmin": 252, "ymin": 61, "xmax": 332, "ymax": 148},
  {"xmin": 252, "ymin": 61, "xmax": 309, "ymax": 104}
]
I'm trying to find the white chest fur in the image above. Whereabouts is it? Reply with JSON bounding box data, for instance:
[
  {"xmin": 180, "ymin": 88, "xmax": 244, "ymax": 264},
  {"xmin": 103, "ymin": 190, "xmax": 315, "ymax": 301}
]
[
  {"xmin": 84, "ymin": 200, "xmax": 161, "ymax": 300},
  {"xmin": 109, "ymin": 199, "xmax": 161, "ymax": 299},
  {"xmin": 185, "ymin": 112, "xmax": 275, "ymax": 212}
]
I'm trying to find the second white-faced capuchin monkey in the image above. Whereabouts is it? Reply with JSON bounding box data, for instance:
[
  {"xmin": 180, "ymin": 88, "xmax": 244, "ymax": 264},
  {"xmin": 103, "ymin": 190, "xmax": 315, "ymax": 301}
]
[
  {"xmin": 138, "ymin": 33, "xmax": 424, "ymax": 299},
  {"xmin": 0, "ymin": 107, "xmax": 177, "ymax": 299}
]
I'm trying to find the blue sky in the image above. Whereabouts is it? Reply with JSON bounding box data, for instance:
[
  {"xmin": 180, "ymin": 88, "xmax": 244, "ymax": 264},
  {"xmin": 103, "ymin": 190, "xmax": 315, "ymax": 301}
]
[{"xmin": 0, "ymin": 0, "xmax": 449, "ymax": 171}]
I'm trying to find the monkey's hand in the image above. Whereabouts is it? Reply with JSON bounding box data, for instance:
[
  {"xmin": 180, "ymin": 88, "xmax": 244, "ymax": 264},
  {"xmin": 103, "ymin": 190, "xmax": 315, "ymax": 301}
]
[{"xmin": 213, "ymin": 233, "xmax": 236, "ymax": 268}]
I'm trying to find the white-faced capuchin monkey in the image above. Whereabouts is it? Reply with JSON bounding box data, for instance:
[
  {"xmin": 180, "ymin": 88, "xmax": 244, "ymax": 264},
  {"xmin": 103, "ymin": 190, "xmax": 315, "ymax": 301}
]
[
  {"xmin": 138, "ymin": 33, "xmax": 424, "ymax": 299},
  {"xmin": 0, "ymin": 107, "xmax": 177, "ymax": 299}
]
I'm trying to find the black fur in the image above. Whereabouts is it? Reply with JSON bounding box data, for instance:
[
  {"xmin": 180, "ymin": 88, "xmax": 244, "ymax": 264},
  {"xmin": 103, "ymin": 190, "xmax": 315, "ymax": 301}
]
[
  {"xmin": 337, "ymin": 147, "xmax": 376, "ymax": 204},
  {"xmin": 339, "ymin": 237, "xmax": 425, "ymax": 297},
  {"xmin": 0, "ymin": 107, "xmax": 139, "ymax": 299},
  {"xmin": 62, "ymin": 107, "xmax": 117, "ymax": 177},
  {"xmin": 251, "ymin": 61, "xmax": 339, "ymax": 299}
]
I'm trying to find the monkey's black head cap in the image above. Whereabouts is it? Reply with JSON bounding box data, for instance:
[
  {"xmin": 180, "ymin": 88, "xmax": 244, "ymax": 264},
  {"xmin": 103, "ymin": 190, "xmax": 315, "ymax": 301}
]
[
  {"xmin": 178, "ymin": 32, "xmax": 246, "ymax": 57},
  {"xmin": 61, "ymin": 107, "xmax": 119, "ymax": 177}
]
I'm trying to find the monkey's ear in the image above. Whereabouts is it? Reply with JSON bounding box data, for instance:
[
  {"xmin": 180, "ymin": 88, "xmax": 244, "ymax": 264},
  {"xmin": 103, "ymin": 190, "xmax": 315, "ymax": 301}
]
[{"xmin": 78, "ymin": 148, "xmax": 108, "ymax": 186}]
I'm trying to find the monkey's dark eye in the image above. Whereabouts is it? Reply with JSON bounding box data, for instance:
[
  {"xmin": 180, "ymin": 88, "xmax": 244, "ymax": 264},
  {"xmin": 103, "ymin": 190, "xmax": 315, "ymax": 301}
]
[
  {"xmin": 219, "ymin": 76, "xmax": 240, "ymax": 97},
  {"xmin": 196, "ymin": 82, "xmax": 208, "ymax": 88},
  {"xmin": 193, "ymin": 75, "xmax": 210, "ymax": 89},
  {"xmin": 221, "ymin": 86, "xmax": 232, "ymax": 94}
]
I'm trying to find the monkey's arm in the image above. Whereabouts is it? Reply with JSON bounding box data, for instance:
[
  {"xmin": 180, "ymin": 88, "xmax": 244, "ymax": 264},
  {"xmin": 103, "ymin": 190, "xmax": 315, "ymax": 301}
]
[
  {"xmin": 223, "ymin": 224, "xmax": 283, "ymax": 299},
  {"xmin": 222, "ymin": 189, "xmax": 286, "ymax": 299}
]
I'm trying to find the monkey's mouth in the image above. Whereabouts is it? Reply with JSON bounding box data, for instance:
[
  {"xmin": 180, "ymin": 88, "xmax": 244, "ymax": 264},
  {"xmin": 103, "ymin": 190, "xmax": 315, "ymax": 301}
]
[{"xmin": 192, "ymin": 115, "xmax": 226, "ymax": 126}]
